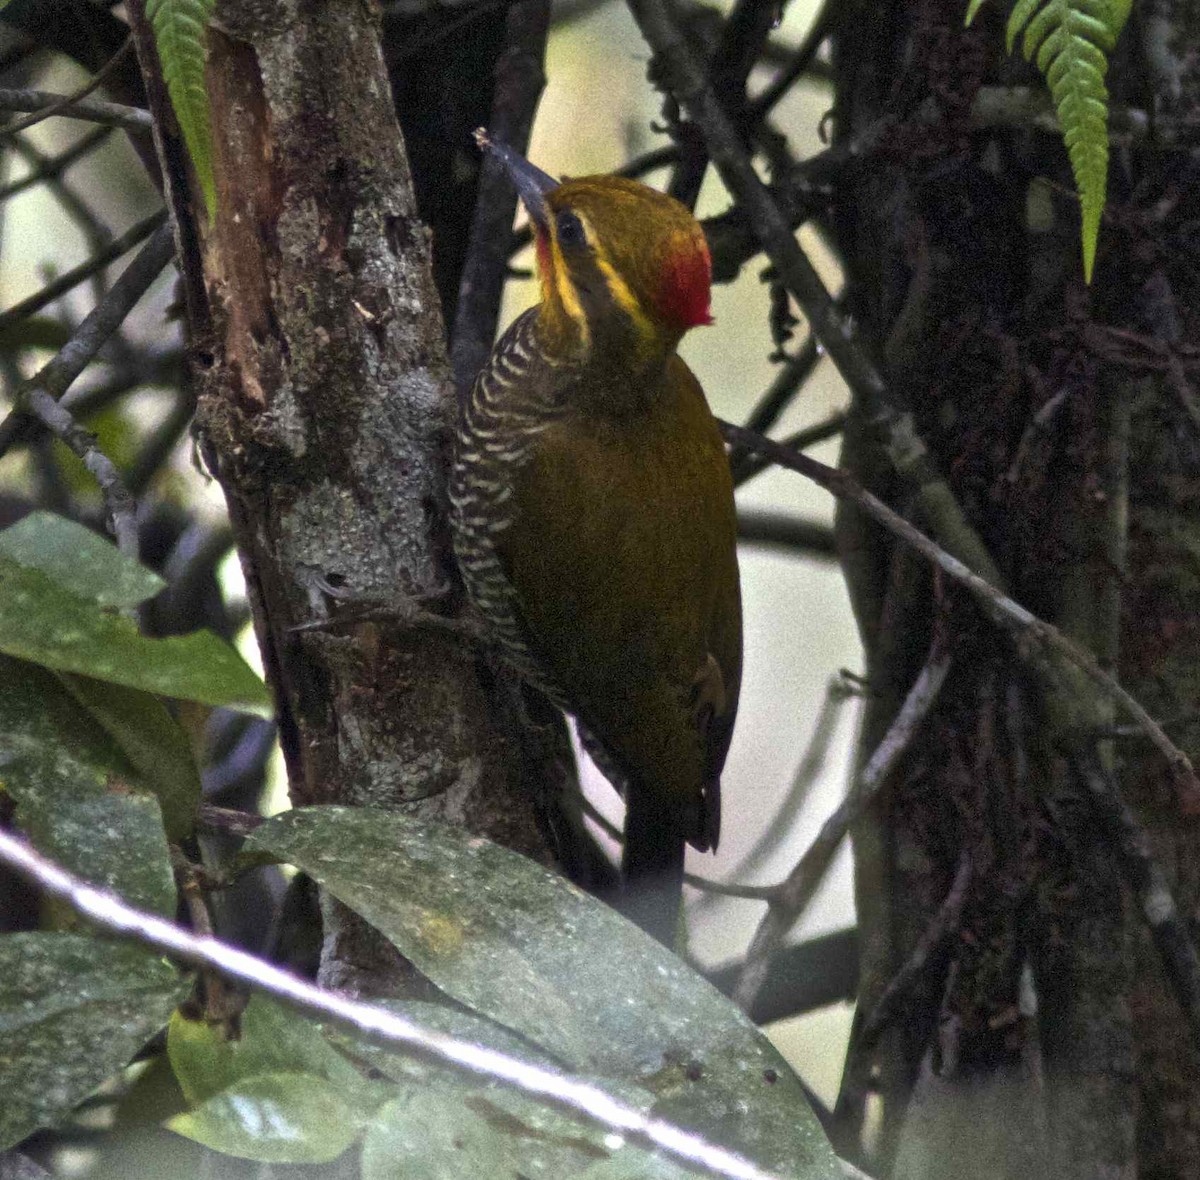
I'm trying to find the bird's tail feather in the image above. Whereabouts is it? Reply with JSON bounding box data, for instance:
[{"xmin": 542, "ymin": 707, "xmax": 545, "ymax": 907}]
[{"xmin": 620, "ymin": 791, "xmax": 686, "ymax": 947}]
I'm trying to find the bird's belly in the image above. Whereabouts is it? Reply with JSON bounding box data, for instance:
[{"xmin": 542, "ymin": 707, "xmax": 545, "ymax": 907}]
[{"xmin": 498, "ymin": 406, "xmax": 734, "ymax": 798}]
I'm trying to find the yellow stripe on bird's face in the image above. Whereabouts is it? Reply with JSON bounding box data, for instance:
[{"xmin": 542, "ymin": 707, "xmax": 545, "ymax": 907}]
[
  {"xmin": 543, "ymin": 221, "xmax": 590, "ymax": 350},
  {"xmin": 541, "ymin": 204, "xmax": 659, "ymax": 359}
]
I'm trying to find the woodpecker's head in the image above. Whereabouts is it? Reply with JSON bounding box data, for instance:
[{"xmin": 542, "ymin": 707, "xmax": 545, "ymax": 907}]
[{"xmin": 476, "ymin": 129, "xmax": 712, "ymax": 361}]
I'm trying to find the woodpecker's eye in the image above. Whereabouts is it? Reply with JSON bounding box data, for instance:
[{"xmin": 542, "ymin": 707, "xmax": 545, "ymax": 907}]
[{"xmin": 555, "ymin": 210, "xmax": 586, "ymax": 249}]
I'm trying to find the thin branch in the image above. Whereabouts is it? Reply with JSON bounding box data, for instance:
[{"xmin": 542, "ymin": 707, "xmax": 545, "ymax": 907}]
[
  {"xmin": 0, "ymin": 87, "xmax": 152, "ymax": 131},
  {"xmin": 0, "ymin": 126, "xmax": 113, "ymax": 204},
  {"xmin": 1075, "ymin": 752, "xmax": 1200, "ymax": 1052},
  {"xmin": 626, "ymin": 0, "xmax": 889, "ymax": 406},
  {"xmin": 10, "ymin": 137, "xmax": 113, "ymax": 268},
  {"xmin": 197, "ymin": 804, "xmax": 265, "ymax": 839},
  {"xmin": 0, "ymin": 36, "xmax": 133, "ymax": 139},
  {"xmin": 450, "ymin": 0, "xmax": 550, "ymax": 394},
  {"xmin": 667, "ymin": 0, "xmax": 782, "ymax": 209},
  {"xmin": 0, "ymin": 210, "xmax": 166, "ymax": 336},
  {"xmin": 0, "ymin": 826, "xmax": 791, "ymax": 1180},
  {"xmin": 717, "ymin": 419, "xmax": 1200, "ymax": 797},
  {"xmin": 0, "ymin": 221, "xmax": 176, "ymax": 459},
  {"xmin": 126, "ymin": 385, "xmax": 195, "ymax": 496},
  {"xmin": 733, "ymin": 644, "xmax": 953, "ymax": 1013},
  {"xmin": 707, "ymin": 927, "xmax": 860, "ymax": 1024},
  {"xmin": 701, "ymin": 673, "xmax": 858, "ymax": 907},
  {"xmin": 740, "ymin": 334, "xmax": 822, "ymax": 438},
  {"xmin": 175, "ymin": 857, "xmax": 239, "ymax": 1022},
  {"xmin": 627, "ymin": 0, "xmax": 1015, "ymax": 622},
  {"xmin": 22, "ymin": 388, "xmax": 138, "ymax": 557},
  {"xmin": 857, "ymin": 851, "xmax": 973, "ymax": 1052},
  {"xmin": 747, "ymin": 0, "xmax": 834, "ymax": 119},
  {"xmin": 685, "ymin": 875, "xmax": 778, "ymax": 901},
  {"xmin": 730, "ymin": 411, "xmax": 846, "ymax": 487},
  {"xmin": 737, "ymin": 510, "xmax": 837, "ymax": 559}
]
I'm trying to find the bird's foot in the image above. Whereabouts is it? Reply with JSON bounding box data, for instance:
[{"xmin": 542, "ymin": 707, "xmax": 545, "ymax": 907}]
[{"xmin": 289, "ymin": 576, "xmax": 486, "ymax": 642}]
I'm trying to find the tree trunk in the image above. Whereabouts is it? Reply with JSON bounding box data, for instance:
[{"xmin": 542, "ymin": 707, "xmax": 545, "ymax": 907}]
[
  {"xmin": 832, "ymin": 1, "xmax": 1200, "ymax": 1176},
  {"xmin": 126, "ymin": 0, "xmax": 571, "ymax": 998}
]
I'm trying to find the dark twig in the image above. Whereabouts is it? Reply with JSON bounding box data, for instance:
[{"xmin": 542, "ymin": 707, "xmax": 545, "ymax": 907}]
[
  {"xmin": 0, "ymin": 87, "xmax": 152, "ymax": 130},
  {"xmin": 0, "ymin": 220, "xmax": 176, "ymax": 460},
  {"xmin": 857, "ymin": 851, "xmax": 973, "ymax": 1052},
  {"xmin": 668, "ymin": 0, "xmax": 782, "ymax": 209},
  {"xmin": 10, "ymin": 136, "xmax": 113, "ymax": 266},
  {"xmin": 748, "ymin": 0, "xmax": 834, "ymax": 120},
  {"xmin": 733, "ymin": 644, "xmax": 954, "ymax": 1013},
  {"xmin": 737, "ymin": 509, "xmax": 837, "ymax": 559},
  {"xmin": 0, "ymin": 210, "xmax": 166, "ymax": 336},
  {"xmin": 197, "ymin": 804, "xmax": 265, "ymax": 839},
  {"xmin": 717, "ymin": 419, "xmax": 1200, "ymax": 796},
  {"xmin": 0, "ymin": 126, "xmax": 112, "ymax": 205},
  {"xmin": 0, "ymin": 36, "xmax": 133, "ymax": 138},
  {"xmin": 22, "ymin": 387, "xmax": 138, "ymax": 556},
  {"xmin": 730, "ymin": 411, "xmax": 845, "ymax": 487},
  {"xmin": 126, "ymin": 385, "xmax": 196, "ymax": 496},
  {"xmin": 627, "ymin": 0, "xmax": 889, "ymax": 405},
  {"xmin": 1075, "ymin": 753, "xmax": 1200, "ymax": 1052},
  {"xmin": 1005, "ymin": 384, "xmax": 1072, "ymax": 484},
  {"xmin": 450, "ymin": 0, "xmax": 551, "ymax": 395},
  {"xmin": 707, "ymin": 927, "xmax": 859, "ymax": 1024},
  {"xmin": 628, "ymin": 0, "xmax": 1013, "ymax": 619},
  {"xmin": 744, "ymin": 333, "xmax": 822, "ymax": 436},
  {"xmin": 175, "ymin": 856, "xmax": 239, "ymax": 1022},
  {"xmin": 695, "ymin": 673, "xmax": 858, "ymax": 909}
]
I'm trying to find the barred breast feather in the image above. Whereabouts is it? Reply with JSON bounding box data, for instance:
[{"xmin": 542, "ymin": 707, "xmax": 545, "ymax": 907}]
[{"xmin": 449, "ymin": 308, "xmax": 569, "ymax": 707}]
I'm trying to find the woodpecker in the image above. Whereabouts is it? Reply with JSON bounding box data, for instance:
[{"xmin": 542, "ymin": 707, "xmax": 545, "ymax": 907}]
[{"xmin": 449, "ymin": 130, "xmax": 742, "ymax": 943}]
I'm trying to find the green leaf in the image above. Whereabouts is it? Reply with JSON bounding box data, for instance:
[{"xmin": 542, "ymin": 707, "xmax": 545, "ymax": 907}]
[
  {"xmin": 992, "ymin": 0, "xmax": 1130, "ymax": 281},
  {"xmin": 146, "ymin": 0, "xmax": 216, "ymax": 215},
  {"xmin": 362, "ymin": 1081, "xmax": 698, "ymax": 1180},
  {"xmin": 964, "ymin": 0, "xmax": 988, "ymax": 24},
  {"xmin": 168, "ymin": 996, "xmax": 367, "ymax": 1107},
  {"xmin": 248, "ymin": 808, "xmax": 842, "ymax": 1179},
  {"xmin": 166, "ymin": 1071, "xmax": 363, "ymax": 1163},
  {"xmin": 0, "ymin": 934, "xmax": 187, "ymax": 1150},
  {"xmin": 324, "ymin": 998, "xmax": 561, "ymax": 1085},
  {"xmin": 0, "ymin": 556, "xmax": 268, "ymax": 711},
  {"xmin": 58, "ymin": 673, "xmax": 202, "ymax": 841},
  {"xmin": 0, "ymin": 512, "xmax": 164, "ymax": 609},
  {"xmin": 0, "ymin": 657, "xmax": 177, "ymax": 915}
]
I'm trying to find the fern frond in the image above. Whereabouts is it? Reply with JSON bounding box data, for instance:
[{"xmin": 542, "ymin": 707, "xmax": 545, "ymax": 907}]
[
  {"xmin": 966, "ymin": 0, "xmax": 1130, "ymax": 282},
  {"xmin": 146, "ymin": 0, "xmax": 216, "ymax": 216}
]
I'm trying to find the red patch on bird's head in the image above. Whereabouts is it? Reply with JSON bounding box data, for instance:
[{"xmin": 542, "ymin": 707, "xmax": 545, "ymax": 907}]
[{"xmin": 657, "ymin": 229, "xmax": 713, "ymax": 332}]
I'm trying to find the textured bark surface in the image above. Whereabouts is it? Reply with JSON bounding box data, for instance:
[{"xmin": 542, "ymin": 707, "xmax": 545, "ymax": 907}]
[
  {"xmin": 129, "ymin": 1, "xmax": 563, "ymax": 997},
  {"xmin": 832, "ymin": 1, "xmax": 1200, "ymax": 1176}
]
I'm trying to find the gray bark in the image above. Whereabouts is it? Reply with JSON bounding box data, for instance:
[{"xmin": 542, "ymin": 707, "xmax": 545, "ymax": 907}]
[
  {"xmin": 832, "ymin": 0, "xmax": 1200, "ymax": 1175},
  {"xmin": 128, "ymin": 0, "xmax": 564, "ymax": 997}
]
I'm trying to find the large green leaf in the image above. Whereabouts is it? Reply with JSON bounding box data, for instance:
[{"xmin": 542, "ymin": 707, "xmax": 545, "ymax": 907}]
[
  {"xmin": 166, "ymin": 1071, "xmax": 362, "ymax": 1163},
  {"xmin": 0, "ymin": 934, "xmax": 187, "ymax": 1150},
  {"xmin": 167, "ymin": 996, "xmax": 367, "ymax": 1107},
  {"xmin": 146, "ymin": 0, "xmax": 216, "ymax": 214},
  {"xmin": 0, "ymin": 657, "xmax": 176, "ymax": 915},
  {"xmin": 0, "ymin": 555, "xmax": 268, "ymax": 711},
  {"xmin": 58, "ymin": 673, "xmax": 202, "ymax": 841},
  {"xmin": 362, "ymin": 1079, "xmax": 698, "ymax": 1180},
  {"xmin": 0, "ymin": 512, "xmax": 164, "ymax": 609},
  {"xmin": 248, "ymin": 808, "xmax": 841, "ymax": 1179}
]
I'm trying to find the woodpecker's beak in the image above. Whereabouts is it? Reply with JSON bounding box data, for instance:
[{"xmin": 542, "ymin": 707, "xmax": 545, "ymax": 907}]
[{"xmin": 474, "ymin": 128, "xmax": 558, "ymax": 233}]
